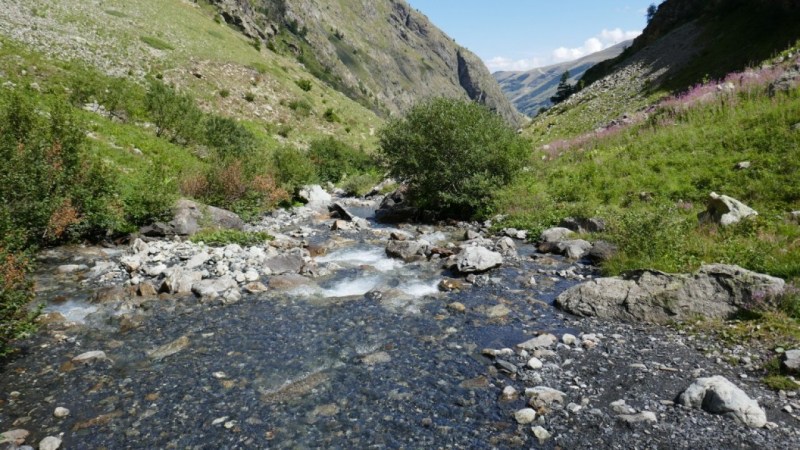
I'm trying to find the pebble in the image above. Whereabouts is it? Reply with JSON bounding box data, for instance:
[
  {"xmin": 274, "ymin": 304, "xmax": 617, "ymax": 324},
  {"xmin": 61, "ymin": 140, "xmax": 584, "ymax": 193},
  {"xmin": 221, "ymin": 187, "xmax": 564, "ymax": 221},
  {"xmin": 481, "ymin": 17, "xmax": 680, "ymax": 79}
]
[
  {"xmin": 531, "ymin": 426, "xmax": 552, "ymax": 442},
  {"xmin": 0, "ymin": 429, "xmax": 29, "ymax": 445},
  {"xmin": 527, "ymin": 357, "xmax": 543, "ymax": 370},
  {"xmin": 72, "ymin": 350, "xmax": 108, "ymax": 364},
  {"xmin": 562, "ymin": 333, "xmax": 577, "ymax": 345},
  {"xmin": 53, "ymin": 407, "xmax": 70, "ymax": 418},
  {"xmin": 514, "ymin": 408, "xmax": 537, "ymax": 424},
  {"xmin": 500, "ymin": 386, "xmax": 518, "ymax": 401},
  {"xmin": 618, "ymin": 411, "xmax": 658, "ymax": 424},
  {"xmin": 39, "ymin": 436, "xmax": 62, "ymax": 450},
  {"xmin": 447, "ymin": 302, "xmax": 466, "ymax": 313}
]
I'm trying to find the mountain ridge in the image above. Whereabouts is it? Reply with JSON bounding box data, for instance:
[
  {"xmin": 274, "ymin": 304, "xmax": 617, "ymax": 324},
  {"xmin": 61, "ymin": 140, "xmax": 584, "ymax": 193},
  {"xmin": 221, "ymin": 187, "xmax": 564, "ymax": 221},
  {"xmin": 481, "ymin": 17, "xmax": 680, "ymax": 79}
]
[{"xmin": 494, "ymin": 41, "xmax": 631, "ymax": 117}]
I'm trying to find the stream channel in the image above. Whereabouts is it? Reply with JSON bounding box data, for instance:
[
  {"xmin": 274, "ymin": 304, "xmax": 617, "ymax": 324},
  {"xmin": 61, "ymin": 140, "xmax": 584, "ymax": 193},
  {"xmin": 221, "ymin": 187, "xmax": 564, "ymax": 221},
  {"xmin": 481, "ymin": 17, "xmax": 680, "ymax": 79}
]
[{"xmin": 0, "ymin": 198, "xmax": 593, "ymax": 448}]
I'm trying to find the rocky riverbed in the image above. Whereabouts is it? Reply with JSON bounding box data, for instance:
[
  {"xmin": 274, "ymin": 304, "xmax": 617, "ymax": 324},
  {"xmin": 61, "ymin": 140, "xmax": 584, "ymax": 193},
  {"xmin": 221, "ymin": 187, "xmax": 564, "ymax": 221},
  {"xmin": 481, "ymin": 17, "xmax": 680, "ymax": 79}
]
[{"xmin": 1, "ymin": 194, "xmax": 799, "ymax": 449}]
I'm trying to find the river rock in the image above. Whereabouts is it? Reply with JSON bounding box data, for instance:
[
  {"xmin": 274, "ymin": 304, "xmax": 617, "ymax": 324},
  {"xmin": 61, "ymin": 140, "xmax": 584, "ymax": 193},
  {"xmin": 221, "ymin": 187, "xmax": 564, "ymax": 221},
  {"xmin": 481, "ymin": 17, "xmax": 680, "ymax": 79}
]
[
  {"xmin": 386, "ymin": 240, "xmax": 431, "ymax": 262},
  {"xmin": 494, "ymin": 237, "xmax": 517, "ymax": 257},
  {"xmin": 54, "ymin": 407, "xmax": 70, "ymax": 418},
  {"xmin": 72, "ymin": 351, "xmax": 109, "ymax": 364},
  {"xmin": 456, "ymin": 246, "xmax": 502, "ymax": 273},
  {"xmin": 330, "ymin": 202, "xmax": 356, "ymax": 221},
  {"xmin": 559, "ymin": 217, "xmax": 606, "ymax": 233},
  {"xmin": 618, "ymin": 411, "xmax": 657, "ymax": 424},
  {"xmin": 160, "ymin": 268, "xmax": 203, "ymax": 295},
  {"xmin": 147, "ymin": 335, "xmax": 190, "ymax": 361},
  {"xmin": 298, "ymin": 185, "xmax": 332, "ymax": 207},
  {"xmin": 517, "ymin": 333, "xmax": 557, "ymax": 350},
  {"xmin": 526, "ymin": 386, "xmax": 566, "ymax": 407},
  {"xmin": 782, "ymin": 349, "xmax": 800, "ymax": 374},
  {"xmin": 375, "ymin": 187, "xmax": 417, "ymax": 223},
  {"xmin": 698, "ymin": 192, "xmax": 758, "ymax": 226},
  {"xmin": 331, "ymin": 219, "xmax": 355, "ymax": 231},
  {"xmin": 192, "ymin": 276, "xmax": 238, "ymax": 301},
  {"xmin": 540, "ymin": 227, "xmax": 574, "ymax": 243},
  {"xmin": 268, "ymin": 274, "xmax": 314, "ymax": 291},
  {"xmin": 170, "ymin": 199, "xmax": 244, "ymax": 236},
  {"xmin": 56, "ymin": 264, "xmax": 88, "ymax": 274},
  {"xmin": 263, "ymin": 254, "xmax": 305, "ymax": 275},
  {"xmin": 0, "ymin": 429, "xmax": 29, "ymax": 445},
  {"xmin": 185, "ymin": 251, "xmax": 210, "ymax": 270},
  {"xmin": 514, "ymin": 408, "xmax": 537, "ymax": 424},
  {"xmin": 531, "ymin": 426, "xmax": 551, "ymax": 442},
  {"xmin": 677, "ymin": 375, "xmax": 767, "ymax": 428},
  {"xmin": 39, "ymin": 436, "xmax": 62, "ymax": 450},
  {"xmin": 586, "ymin": 240, "xmax": 618, "ymax": 264},
  {"xmin": 243, "ymin": 282, "xmax": 268, "ymax": 293},
  {"xmin": 557, "ymin": 239, "xmax": 592, "ymax": 260},
  {"xmin": 555, "ymin": 264, "xmax": 785, "ymax": 324}
]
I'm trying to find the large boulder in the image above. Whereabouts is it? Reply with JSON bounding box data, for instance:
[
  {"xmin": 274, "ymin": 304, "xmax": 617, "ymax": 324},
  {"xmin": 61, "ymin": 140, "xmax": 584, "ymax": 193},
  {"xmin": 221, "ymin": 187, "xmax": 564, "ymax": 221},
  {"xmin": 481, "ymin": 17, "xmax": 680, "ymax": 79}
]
[
  {"xmin": 386, "ymin": 240, "xmax": 431, "ymax": 262},
  {"xmin": 456, "ymin": 246, "xmax": 503, "ymax": 273},
  {"xmin": 557, "ymin": 239, "xmax": 592, "ymax": 260},
  {"xmin": 555, "ymin": 264, "xmax": 785, "ymax": 324},
  {"xmin": 160, "ymin": 268, "xmax": 203, "ymax": 295},
  {"xmin": 375, "ymin": 187, "xmax": 418, "ymax": 223},
  {"xmin": 263, "ymin": 254, "xmax": 305, "ymax": 275},
  {"xmin": 677, "ymin": 376, "xmax": 767, "ymax": 428},
  {"xmin": 559, "ymin": 217, "xmax": 606, "ymax": 233},
  {"xmin": 539, "ymin": 227, "xmax": 575, "ymax": 243},
  {"xmin": 698, "ymin": 192, "xmax": 758, "ymax": 226},
  {"xmin": 170, "ymin": 199, "xmax": 244, "ymax": 236},
  {"xmin": 298, "ymin": 185, "xmax": 332, "ymax": 208}
]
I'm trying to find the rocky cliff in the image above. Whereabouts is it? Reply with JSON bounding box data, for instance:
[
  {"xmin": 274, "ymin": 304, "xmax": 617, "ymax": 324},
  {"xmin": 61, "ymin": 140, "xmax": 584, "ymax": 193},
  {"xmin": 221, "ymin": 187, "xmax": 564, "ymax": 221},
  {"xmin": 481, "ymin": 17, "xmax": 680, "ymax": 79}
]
[{"xmin": 210, "ymin": 0, "xmax": 522, "ymax": 125}]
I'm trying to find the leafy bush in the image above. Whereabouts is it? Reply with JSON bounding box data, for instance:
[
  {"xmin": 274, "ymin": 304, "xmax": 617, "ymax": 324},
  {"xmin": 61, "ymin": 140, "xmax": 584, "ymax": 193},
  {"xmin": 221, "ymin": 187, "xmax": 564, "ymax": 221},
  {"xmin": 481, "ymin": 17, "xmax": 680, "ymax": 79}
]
[
  {"xmin": 0, "ymin": 90, "xmax": 120, "ymax": 247},
  {"xmin": 0, "ymin": 248, "xmax": 38, "ymax": 356},
  {"xmin": 308, "ymin": 137, "xmax": 375, "ymax": 184},
  {"xmin": 244, "ymin": 92, "xmax": 256, "ymax": 102},
  {"xmin": 145, "ymin": 79, "xmax": 202, "ymax": 142},
  {"xmin": 122, "ymin": 162, "xmax": 178, "ymax": 227},
  {"xmin": 341, "ymin": 172, "xmax": 382, "ymax": 197},
  {"xmin": 322, "ymin": 107, "xmax": 339, "ymax": 123},
  {"xmin": 379, "ymin": 98, "xmax": 529, "ymax": 219},
  {"xmin": 189, "ymin": 230, "xmax": 273, "ymax": 247},
  {"xmin": 219, "ymin": 89, "xmax": 230, "ymax": 98},
  {"xmin": 203, "ymin": 115, "xmax": 256, "ymax": 160},
  {"xmin": 272, "ymin": 146, "xmax": 318, "ymax": 194},
  {"xmin": 296, "ymin": 79, "xmax": 313, "ymax": 92}
]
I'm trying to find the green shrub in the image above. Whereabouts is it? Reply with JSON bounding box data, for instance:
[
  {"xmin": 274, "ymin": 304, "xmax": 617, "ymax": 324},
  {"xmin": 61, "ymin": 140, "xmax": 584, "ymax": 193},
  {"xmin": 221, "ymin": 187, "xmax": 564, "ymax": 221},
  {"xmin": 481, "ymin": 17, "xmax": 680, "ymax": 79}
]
[
  {"xmin": 219, "ymin": 89, "xmax": 230, "ymax": 98},
  {"xmin": 145, "ymin": 79, "xmax": 202, "ymax": 142},
  {"xmin": 203, "ymin": 115, "xmax": 256, "ymax": 160},
  {"xmin": 0, "ymin": 90, "xmax": 120, "ymax": 247},
  {"xmin": 122, "ymin": 162, "xmax": 178, "ymax": 227},
  {"xmin": 322, "ymin": 107, "xmax": 339, "ymax": 123},
  {"xmin": 272, "ymin": 146, "xmax": 318, "ymax": 194},
  {"xmin": 190, "ymin": 229, "xmax": 273, "ymax": 247},
  {"xmin": 0, "ymin": 248, "xmax": 39, "ymax": 356},
  {"xmin": 379, "ymin": 97, "xmax": 530, "ymax": 219},
  {"xmin": 296, "ymin": 79, "xmax": 313, "ymax": 92},
  {"xmin": 288, "ymin": 99, "xmax": 312, "ymax": 117},
  {"xmin": 308, "ymin": 137, "xmax": 375, "ymax": 184},
  {"xmin": 244, "ymin": 92, "xmax": 256, "ymax": 102}
]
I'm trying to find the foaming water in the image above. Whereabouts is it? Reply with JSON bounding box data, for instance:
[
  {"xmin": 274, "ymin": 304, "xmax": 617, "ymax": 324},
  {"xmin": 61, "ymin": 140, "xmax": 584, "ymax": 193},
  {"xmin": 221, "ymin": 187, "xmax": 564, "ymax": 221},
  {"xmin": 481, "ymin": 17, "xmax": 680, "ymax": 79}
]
[
  {"xmin": 397, "ymin": 280, "xmax": 440, "ymax": 297},
  {"xmin": 316, "ymin": 245, "xmax": 402, "ymax": 272},
  {"xmin": 44, "ymin": 300, "xmax": 98, "ymax": 323},
  {"xmin": 320, "ymin": 275, "xmax": 383, "ymax": 297}
]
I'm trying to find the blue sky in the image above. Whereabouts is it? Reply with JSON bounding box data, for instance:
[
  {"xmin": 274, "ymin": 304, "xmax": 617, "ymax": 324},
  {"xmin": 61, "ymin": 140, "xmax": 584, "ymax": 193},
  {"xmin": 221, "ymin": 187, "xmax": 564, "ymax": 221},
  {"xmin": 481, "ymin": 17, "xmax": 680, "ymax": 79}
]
[{"xmin": 405, "ymin": 0, "xmax": 656, "ymax": 72}]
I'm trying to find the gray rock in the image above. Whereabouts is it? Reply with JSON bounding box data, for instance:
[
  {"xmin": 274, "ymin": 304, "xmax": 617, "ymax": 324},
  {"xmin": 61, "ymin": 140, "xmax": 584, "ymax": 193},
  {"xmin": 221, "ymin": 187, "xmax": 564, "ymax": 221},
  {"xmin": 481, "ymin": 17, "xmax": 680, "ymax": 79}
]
[
  {"xmin": 185, "ymin": 252, "xmax": 210, "ymax": 270},
  {"xmin": 170, "ymin": 199, "xmax": 244, "ymax": 236},
  {"xmin": 559, "ymin": 217, "xmax": 606, "ymax": 233},
  {"xmin": 494, "ymin": 237, "xmax": 517, "ymax": 257},
  {"xmin": 57, "ymin": 264, "xmax": 88, "ymax": 274},
  {"xmin": 517, "ymin": 333, "xmax": 557, "ymax": 350},
  {"xmin": 557, "ymin": 239, "xmax": 592, "ymax": 260},
  {"xmin": 734, "ymin": 161, "xmax": 751, "ymax": 170},
  {"xmin": 531, "ymin": 426, "xmax": 551, "ymax": 442},
  {"xmin": 555, "ymin": 264, "xmax": 785, "ymax": 324},
  {"xmin": 386, "ymin": 240, "xmax": 431, "ymax": 262},
  {"xmin": 782, "ymin": 349, "xmax": 800, "ymax": 374},
  {"xmin": 72, "ymin": 351, "xmax": 109, "ymax": 364},
  {"xmin": 618, "ymin": 411, "xmax": 657, "ymax": 424},
  {"xmin": 243, "ymin": 282, "xmax": 268, "ymax": 293},
  {"xmin": 53, "ymin": 407, "xmax": 70, "ymax": 418},
  {"xmin": 39, "ymin": 436, "xmax": 62, "ymax": 450},
  {"xmin": 191, "ymin": 276, "xmax": 238, "ymax": 300},
  {"xmin": 298, "ymin": 185, "xmax": 332, "ymax": 206},
  {"xmin": 0, "ymin": 429, "xmax": 29, "ymax": 446},
  {"xmin": 678, "ymin": 375, "xmax": 767, "ymax": 428},
  {"xmin": 456, "ymin": 246, "xmax": 503, "ymax": 273},
  {"xmin": 263, "ymin": 254, "xmax": 305, "ymax": 275},
  {"xmin": 330, "ymin": 202, "xmax": 356, "ymax": 221},
  {"xmin": 514, "ymin": 408, "xmax": 537, "ymax": 424},
  {"xmin": 147, "ymin": 335, "xmax": 190, "ymax": 361},
  {"xmin": 268, "ymin": 274, "xmax": 314, "ymax": 291},
  {"xmin": 586, "ymin": 240, "xmax": 618, "ymax": 264},
  {"xmin": 540, "ymin": 227, "xmax": 574, "ymax": 243},
  {"xmin": 525, "ymin": 386, "xmax": 566, "ymax": 407},
  {"xmin": 375, "ymin": 187, "xmax": 417, "ymax": 223},
  {"xmin": 161, "ymin": 269, "xmax": 203, "ymax": 295},
  {"xmin": 698, "ymin": 192, "xmax": 758, "ymax": 226}
]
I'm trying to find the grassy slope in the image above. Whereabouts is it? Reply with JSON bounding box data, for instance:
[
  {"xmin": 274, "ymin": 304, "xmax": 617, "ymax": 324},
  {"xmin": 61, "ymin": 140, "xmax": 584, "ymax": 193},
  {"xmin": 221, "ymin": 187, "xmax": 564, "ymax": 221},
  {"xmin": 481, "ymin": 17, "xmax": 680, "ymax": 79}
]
[{"xmin": 0, "ymin": 0, "xmax": 381, "ymax": 151}]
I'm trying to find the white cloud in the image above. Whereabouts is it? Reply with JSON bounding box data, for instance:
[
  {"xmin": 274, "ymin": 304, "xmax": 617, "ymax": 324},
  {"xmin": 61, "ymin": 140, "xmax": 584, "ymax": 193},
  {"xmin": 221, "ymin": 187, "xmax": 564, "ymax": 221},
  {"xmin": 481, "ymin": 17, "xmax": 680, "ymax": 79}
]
[
  {"xmin": 552, "ymin": 28, "xmax": 641, "ymax": 63},
  {"xmin": 486, "ymin": 28, "xmax": 641, "ymax": 73}
]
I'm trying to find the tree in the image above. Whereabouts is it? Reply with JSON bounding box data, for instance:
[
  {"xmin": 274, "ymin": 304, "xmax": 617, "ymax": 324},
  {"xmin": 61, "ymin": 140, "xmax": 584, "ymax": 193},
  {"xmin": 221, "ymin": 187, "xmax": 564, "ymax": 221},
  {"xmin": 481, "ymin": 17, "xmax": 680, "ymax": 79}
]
[
  {"xmin": 379, "ymin": 98, "xmax": 529, "ymax": 219},
  {"xmin": 646, "ymin": 3, "xmax": 658, "ymax": 23},
  {"xmin": 550, "ymin": 71, "xmax": 575, "ymax": 104}
]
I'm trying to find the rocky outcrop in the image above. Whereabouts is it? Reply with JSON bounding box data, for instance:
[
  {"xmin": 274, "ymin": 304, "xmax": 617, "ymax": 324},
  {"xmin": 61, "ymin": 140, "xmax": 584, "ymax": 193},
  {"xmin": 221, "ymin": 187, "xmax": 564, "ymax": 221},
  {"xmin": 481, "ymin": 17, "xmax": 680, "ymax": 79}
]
[
  {"xmin": 456, "ymin": 246, "xmax": 503, "ymax": 273},
  {"xmin": 375, "ymin": 188, "xmax": 417, "ymax": 223},
  {"xmin": 698, "ymin": 192, "xmax": 758, "ymax": 226},
  {"xmin": 678, "ymin": 376, "xmax": 767, "ymax": 428},
  {"xmin": 211, "ymin": 0, "xmax": 522, "ymax": 125},
  {"xmin": 555, "ymin": 264, "xmax": 785, "ymax": 324},
  {"xmin": 141, "ymin": 199, "xmax": 244, "ymax": 237}
]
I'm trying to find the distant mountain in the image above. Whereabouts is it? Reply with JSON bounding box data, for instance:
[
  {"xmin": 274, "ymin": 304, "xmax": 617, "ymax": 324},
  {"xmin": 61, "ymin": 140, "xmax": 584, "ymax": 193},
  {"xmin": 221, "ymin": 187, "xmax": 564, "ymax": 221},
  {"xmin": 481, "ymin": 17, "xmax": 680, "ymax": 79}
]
[
  {"xmin": 494, "ymin": 41, "xmax": 631, "ymax": 117},
  {"xmin": 211, "ymin": 0, "xmax": 522, "ymax": 125}
]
